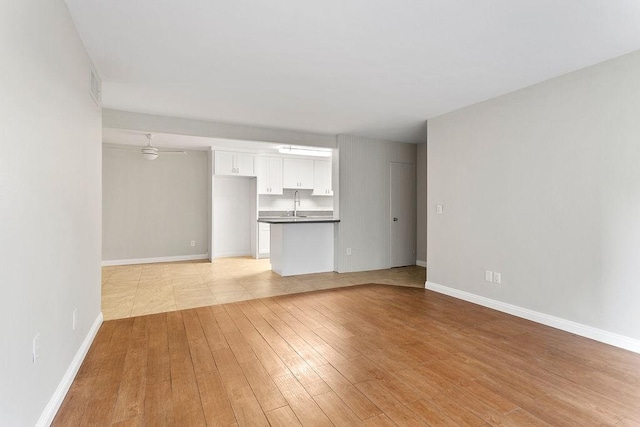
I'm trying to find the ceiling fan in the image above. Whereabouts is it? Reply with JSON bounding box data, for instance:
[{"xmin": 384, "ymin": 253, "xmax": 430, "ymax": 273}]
[{"xmin": 107, "ymin": 133, "xmax": 187, "ymax": 160}]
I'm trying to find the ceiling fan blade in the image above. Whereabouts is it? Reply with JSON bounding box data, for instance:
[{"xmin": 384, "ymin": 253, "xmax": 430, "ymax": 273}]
[{"xmin": 158, "ymin": 149, "xmax": 187, "ymax": 154}]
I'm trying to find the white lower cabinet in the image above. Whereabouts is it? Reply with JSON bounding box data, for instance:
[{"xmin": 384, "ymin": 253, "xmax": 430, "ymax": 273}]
[{"xmin": 258, "ymin": 223, "xmax": 270, "ymax": 255}]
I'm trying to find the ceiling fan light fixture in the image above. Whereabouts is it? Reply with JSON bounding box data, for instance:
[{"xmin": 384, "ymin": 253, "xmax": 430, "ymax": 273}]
[
  {"xmin": 142, "ymin": 152, "xmax": 158, "ymax": 160},
  {"xmin": 142, "ymin": 134, "xmax": 159, "ymax": 160}
]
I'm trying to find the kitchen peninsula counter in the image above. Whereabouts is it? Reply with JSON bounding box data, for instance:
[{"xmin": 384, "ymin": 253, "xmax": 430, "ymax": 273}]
[
  {"xmin": 257, "ymin": 217, "xmax": 340, "ymax": 224},
  {"xmin": 257, "ymin": 217, "xmax": 339, "ymax": 276}
]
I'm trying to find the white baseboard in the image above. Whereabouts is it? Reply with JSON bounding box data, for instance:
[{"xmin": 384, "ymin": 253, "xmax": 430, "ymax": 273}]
[
  {"xmin": 416, "ymin": 260, "xmax": 427, "ymax": 268},
  {"xmin": 36, "ymin": 312, "xmax": 104, "ymax": 427},
  {"xmin": 213, "ymin": 251, "xmax": 252, "ymax": 259},
  {"xmin": 102, "ymin": 254, "xmax": 209, "ymax": 266},
  {"xmin": 425, "ymin": 281, "xmax": 640, "ymax": 354}
]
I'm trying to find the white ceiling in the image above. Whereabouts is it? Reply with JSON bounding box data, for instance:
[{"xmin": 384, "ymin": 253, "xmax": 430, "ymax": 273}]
[
  {"xmin": 102, "ymin": 128, "xmax": 283, "ymax": 152},
  {"xmin": 67, "ymin": 0, "xmax": 640, "ymax": 144}
]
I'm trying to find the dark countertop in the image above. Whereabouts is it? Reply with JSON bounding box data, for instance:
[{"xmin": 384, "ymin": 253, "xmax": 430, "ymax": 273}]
[{"xmin": 258, "ymin": 217, "xmax": 340, "ymax": 224}]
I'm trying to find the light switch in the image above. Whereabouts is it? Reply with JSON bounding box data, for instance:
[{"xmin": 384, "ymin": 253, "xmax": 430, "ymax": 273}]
[
  {"xmin": 485, "ymin": 270, "xmax": 493, "ymax": 282},
  {"xmin": 436, "ymin": 204, "xmax": 443, "ymax": 214}
]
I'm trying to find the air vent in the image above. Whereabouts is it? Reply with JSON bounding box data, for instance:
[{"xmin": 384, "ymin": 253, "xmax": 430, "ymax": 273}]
[{"xmin": 90, "ymin": 67, "xmax": 101, "ymax": 106}]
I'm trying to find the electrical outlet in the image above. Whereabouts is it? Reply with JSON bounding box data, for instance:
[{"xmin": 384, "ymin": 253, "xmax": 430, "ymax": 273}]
[
  {"xmin": 33, "ymin": 333, "xmax": 40, "ymax": 363},
  {"xmin": 485, "ymin": 270, "xmax": 493, "ymax": 282},
  {"xmin": 190, "ymin": 240, "xmax": 196, "ymax": 247},
  {"xmin": 72, "ymin": 308, "xmax": 78, "ymax": 330},
  {"xmin": 493, "ymin": 272, "xmax": 501, "ymax": 284},
  {"xmin": 346, "ymin": 248, "xmax": 352, "ymax": 256},
  {"xmin": 436, "ymin": 204, "xmax": 443, "ymax": 214}
]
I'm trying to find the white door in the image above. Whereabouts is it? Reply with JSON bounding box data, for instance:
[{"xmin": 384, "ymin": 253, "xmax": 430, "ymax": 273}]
[
  {"xmin": 268, "ymin": 157, "xmax": 283, "ymax": 194},
  {"xmin": 258, "ymin": 223, "xmax": 270, "ymax": 255},
  {"xmin": 390, "ymin": 162, "xmax": 416, "ymax": 267},
  {"xmin": 236, "ymin": 153, "xmax": 255, "ymax": 176},
  {"xmin": 282, "ymin": 158, "xmax": 298, "ymax": 188},
  {"xmin": 215, "ymin": 151, "xmax": 234, "ymax": 175},
  {"xmin": 297, "ymin": 159, "xmax": 314, "ymax": 189},
  {"xmin": 313, "ymin": 160, "xmax": 332, "ymax": 195}
]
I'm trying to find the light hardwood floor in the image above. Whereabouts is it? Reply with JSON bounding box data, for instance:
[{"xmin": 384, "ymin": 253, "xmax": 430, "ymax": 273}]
[
  {"xmin": 101, "ymin": 257, "xmax": 426, "ymax": 320},
  {"xmin": 57, "ymin": 284, "xmax": 640, "ymax": 426}
]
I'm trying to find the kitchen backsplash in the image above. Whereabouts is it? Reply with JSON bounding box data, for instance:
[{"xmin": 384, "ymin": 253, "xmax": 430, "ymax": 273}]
[{"xmin": 259, "ymin": 189, "xmax": 333, "ymax": 212}]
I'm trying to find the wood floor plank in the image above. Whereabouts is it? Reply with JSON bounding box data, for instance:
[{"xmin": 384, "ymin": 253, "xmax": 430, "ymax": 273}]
[
  {"xmin": 214, "ymin": 306, "xmax": 239, "ymax": 333},
  {"xmin": 182, "ymin": 309, "xmax": 207, "ymax": 342},
  {"xmin": 195, "ymin": 369, "xmax": 237, "ymax": 426},
  {"xmin": 272, "ymin": 373, "xmax": 333, "ymax": 426},
  {"xmin": 225, "ymin": 330, "xmax": 259, "ymax": 364},
  {"xmin": 239, "ymin": 359, "xmax": 288, "ymax": 411},
  {"xmin": 143, "ymin": 381, "xmax": 174, "ymax": 425},
  {"xmin": 240, "ymin": 329, "xmax": 291, "ymax": 378},
  {"xmin": 171, "ymin": 378, "xmax": 206, "ymax": 426},
  {"xmin": 196, "ymin": 306, "xmax": 229, "ymax": 350},
  {"xmin": 406, "ymin": 398, "xmax": 459, "ymax": 425},
  {"xmin": 146, "ymin": 313, "xmax": 171, "ymax": 386},
  {"xmin": 212, "ymin": 347, "xmax": 250, "ymax": 391},
  {"xmin": 167, "ymin": 311, "xmax": 197, "ymax": 384},
  {"xmin": 55, "ymin": 283, "xmax": 640, "ymax": 427},
  {"xmin": 188, "ymin": 334, "xmax": 217, "ymax": 373},
  {"xmin": 51, "ymin": 375, "xmax": 99, "ymax": 426},
  {"xmin": 78, "ymin": 350, "xmax": 128, "ymax": 425},
  {"xmin": 74, "ymin": 320, "xmax": 118, "ymax": 379},
  {"xmin": 253, "ymin": 301, "xmax": 329, "ymax": 368},
  {"xmin": 331, "ymin": 355, "xmax": 388, "ymax": 384},
  {"xmin": 355, "ymin": 379, "xmax": 426, "ymax": 426},
  {"xmin": 265, "ymin": 405, "xmax": 302, "ymax": 426},
  {"xmin": 111, "ymin": 316, "xmax": 150, "ymax": 423},
  {"xmin": 313, "ymin": 363, "xmax": 382, "ymax": 421},
  {"xmin": 362, "ymin": 414, "xmax": 396, "ymax": 426},
  {"xmin": 313, "ymin": 391, "xmax": 364, "ymax": 426},
  {"xmin": 228, "ymin": 385, "xmax": 270, "ymax": 426}
]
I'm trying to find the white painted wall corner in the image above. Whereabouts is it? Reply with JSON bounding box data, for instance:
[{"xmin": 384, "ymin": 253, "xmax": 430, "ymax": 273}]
[
  {"xmin": 425, "ymin": 281, "xmax": 640, "ymax": 354},
  {"xmin": 416, "ymin": 260, "xmax": 427, "ymax": 268},
  {"xmin": 102, "ymin": 254, "xmax": 209, "ymax": 266},
  {"xmin": 36, "ymin": 312, "xmax": 104, "ymax": 427}
]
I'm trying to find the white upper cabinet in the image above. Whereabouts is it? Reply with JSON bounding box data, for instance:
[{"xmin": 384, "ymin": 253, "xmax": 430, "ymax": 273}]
[
  {"xmin": 215, "ymin": 151, "xmax": 255, "ymax": 176},
  {"xmin": 313, "ymin": 160, "xmax": 333, "ymax": 195},
  {"xmin": 283, "ymin": 158, "xmax": 314, "ymax": 189},
  {"xmin": 257, "ymin": 156, "xmax": 283, "ymax": 195}
]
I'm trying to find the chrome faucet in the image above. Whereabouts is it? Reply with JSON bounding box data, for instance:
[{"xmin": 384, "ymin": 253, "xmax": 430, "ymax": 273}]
[{"xmin": 293, "ymin": 190, "xmax": 300, "ymax": 217}]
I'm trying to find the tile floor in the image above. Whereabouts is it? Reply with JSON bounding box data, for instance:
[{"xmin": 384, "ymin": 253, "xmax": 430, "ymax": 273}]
[{"xmin": 101, "ymin": 257, "xmax": 426, "ymax": 320}]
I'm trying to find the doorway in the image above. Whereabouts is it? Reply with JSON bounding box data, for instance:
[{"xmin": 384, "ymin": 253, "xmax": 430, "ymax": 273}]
[{"xmin": 390, "ymin": 162, "xmax": 416, "ymax": 267}]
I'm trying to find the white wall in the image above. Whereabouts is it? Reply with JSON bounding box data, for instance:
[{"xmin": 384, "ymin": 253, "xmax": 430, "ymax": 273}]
[
  {"xmin": 104, "ymin": 109, "xmax": 337, "ymax": 148},
  {"xmin": 259, "ymin": 189, "xmax": 333, "ymax": 212},
  {"xmin": 102, "ymin": 148, "xmax": 209, "ymax": 261},
  {"xmin": 213, "ymin": 177, "xmax": 254, "ymax": 258},
  {"xmin": 416, "ymin": 141, "xmax": 427, "ymax": 264},
  {"xmin": 0, "ymin": 0, "xmax": 102, "ymax": 424},
  {"xmin": 427, "ymin": 49, "xmax": 640, "ymax": 346},
  {"xmin": 335, "ymin": 135, "xmax": 416, "ymax": 272}
]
